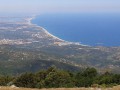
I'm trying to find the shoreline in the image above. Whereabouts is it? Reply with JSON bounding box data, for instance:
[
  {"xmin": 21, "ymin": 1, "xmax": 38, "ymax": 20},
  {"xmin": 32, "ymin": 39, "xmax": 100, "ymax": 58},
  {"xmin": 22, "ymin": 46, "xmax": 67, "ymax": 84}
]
[
  {"xmin": 28, "ymin": 16, "xmax": 65, "ymax": 42},
  {"xmin": 28, "ymin": 16, "xmax": 88, "ymax": 46}
]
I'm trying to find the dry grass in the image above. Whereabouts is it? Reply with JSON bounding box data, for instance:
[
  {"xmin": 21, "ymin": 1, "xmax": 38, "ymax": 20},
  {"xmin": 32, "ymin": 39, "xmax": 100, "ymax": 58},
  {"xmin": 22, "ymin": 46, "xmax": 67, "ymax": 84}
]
[
  {"xmin": 112, "ymin": 85, "xmax": 120, "ymax": 90},
  {"xmin": 0, "ymin": 85, "xmax": 120, "ymax": 90},
  {"xmin": 0, "ymin": 87, "xmax": 39, "ymax": 90},
  {"xmin": 39, "ymin": 88, "xmax": 110, "ymax": 90}
]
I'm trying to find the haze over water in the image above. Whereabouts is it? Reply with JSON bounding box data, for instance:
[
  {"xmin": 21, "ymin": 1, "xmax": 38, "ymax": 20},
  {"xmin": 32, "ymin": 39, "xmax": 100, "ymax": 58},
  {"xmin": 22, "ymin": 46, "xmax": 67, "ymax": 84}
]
[
  {"xmin": 32, "ymin": 13, "xmax": 120, "ymax": 46},
  {"xmin": 1, "ymin": 0, "xmax": 120, "ymax": 46}
]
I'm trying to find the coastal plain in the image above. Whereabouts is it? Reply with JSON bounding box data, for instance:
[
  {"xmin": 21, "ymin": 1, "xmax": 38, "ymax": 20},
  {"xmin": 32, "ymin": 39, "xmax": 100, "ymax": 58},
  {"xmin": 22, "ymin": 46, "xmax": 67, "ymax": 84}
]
[{"xmin": 0, "ymin": 16, "xmax": 120, "ymax": 75}]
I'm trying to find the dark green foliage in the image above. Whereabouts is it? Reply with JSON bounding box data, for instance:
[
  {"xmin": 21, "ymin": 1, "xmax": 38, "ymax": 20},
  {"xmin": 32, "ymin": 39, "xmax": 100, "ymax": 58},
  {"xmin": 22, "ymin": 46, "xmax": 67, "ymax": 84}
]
[
  {"xmin": 14, "ymin": 73, "xmax": 37, "ymax": 88},
  {"xmin": 44, "ymin": 70, "xmax": 74, "ymax": 88},
  {"xmin": 112, "ymin": 74, "xmax": 120, "ymax": 84},
  {"xmin": 36, "ymin": 70, "xmax": 47, "ymax": 82},
  {"xmin": 82, "ymin": 68, "xmax": 98, "ymax": 78},
  {"xmin": 0, "ymin": 76, "xmax": 13, "ymax": 86},
  {"xmin": 94, "ymin": 72, "xmax": 120, "ymax": 86},
  {"xmin": 13, "ymin": 66, "xmax": 75, "ymax": 88},
  {"xmin": 35, "ymin": 66, "xmax": 75, "ymax": 88},
  {"xmin": 75, "ymin": 68, "xmax": 98, "ymax": 87},
  {"xmin": 0, "ymin": 67, "xmax": 120, "ymax": 88}
]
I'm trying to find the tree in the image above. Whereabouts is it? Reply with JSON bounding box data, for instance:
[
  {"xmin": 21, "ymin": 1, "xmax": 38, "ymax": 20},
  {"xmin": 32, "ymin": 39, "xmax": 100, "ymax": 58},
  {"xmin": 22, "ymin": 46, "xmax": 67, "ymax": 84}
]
[
  {"xmin": 96, "ymin": 72, "xmax": 116, "ymax": 85},
  {"xmin": 14, "ymin": 73, "xmax": 36, "ymax": 88},
  {"xmin": 75, "ymin": 68, "xmax": 98, "ymax": 87},
  {"xmin": 44, "ymin": 69, "xmax": 74, "ymax": 88},
  {"xmin": 35, "ymin": 70, "xmax": 47, "ymax": 88},
  {"xmin": 82, "ymin": 68, "xmax": 98, "ymax": 78},
  {"xmin": 36, "ymin": 70, "xmax": 47, "ymax": 82},
  {"xmin": 0, "ymin": 75, "xmax": 13, "ymax": 86}
]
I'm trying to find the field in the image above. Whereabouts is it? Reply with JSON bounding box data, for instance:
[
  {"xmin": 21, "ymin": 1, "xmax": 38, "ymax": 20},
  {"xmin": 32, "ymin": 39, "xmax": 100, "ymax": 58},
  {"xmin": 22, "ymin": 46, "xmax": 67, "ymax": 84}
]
[
  {"xmin": 0, "ymin": 86, "xmax": 120, "ymax": 90},
  {"xmin": 0, "ymin": 85, "xmax": 120, "ymax": 90}
]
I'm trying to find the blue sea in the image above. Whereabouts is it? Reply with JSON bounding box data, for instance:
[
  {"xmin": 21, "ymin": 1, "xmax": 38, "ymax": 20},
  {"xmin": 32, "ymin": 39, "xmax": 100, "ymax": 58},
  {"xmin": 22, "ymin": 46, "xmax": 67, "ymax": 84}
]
[{"xmin": 32, "ymin": 13, "xmax": 120, "ymax": 46}]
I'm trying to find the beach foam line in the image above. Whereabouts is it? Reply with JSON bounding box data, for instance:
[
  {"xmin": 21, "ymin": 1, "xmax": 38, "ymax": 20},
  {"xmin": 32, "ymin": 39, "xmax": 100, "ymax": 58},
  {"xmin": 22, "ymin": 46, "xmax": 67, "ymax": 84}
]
[
  {"xmin": 41, "ymin": 27, "xmax": 65, "ymax": 41},
  {"xmin": 27, "ymin": 16, "xmax": 88, "ymax": 46},
  {"xmin": 28, "ymin": 16, "xmax": 65, "ymax": 41}
]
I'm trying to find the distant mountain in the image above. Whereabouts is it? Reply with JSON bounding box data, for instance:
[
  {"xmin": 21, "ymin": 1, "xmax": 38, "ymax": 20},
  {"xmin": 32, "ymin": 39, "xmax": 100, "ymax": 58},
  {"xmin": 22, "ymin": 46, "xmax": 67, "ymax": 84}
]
[{"xmin": 0, "ymin": 17, "xmax": 120, "ymax": 75}]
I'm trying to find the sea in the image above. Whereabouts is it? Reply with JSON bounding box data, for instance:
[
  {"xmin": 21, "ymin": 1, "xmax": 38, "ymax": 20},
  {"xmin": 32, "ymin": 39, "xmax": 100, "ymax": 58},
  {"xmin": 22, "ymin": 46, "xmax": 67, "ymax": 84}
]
[{"xmin": 32, "ymin": 13, "xmax": 120, "ymax": 46}]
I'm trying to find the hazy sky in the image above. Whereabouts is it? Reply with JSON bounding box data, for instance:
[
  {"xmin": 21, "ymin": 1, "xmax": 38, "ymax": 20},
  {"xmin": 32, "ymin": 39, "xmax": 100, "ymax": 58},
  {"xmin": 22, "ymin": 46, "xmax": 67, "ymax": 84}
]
[{"xmin": 0, "ymin": 0, "xmax": 120, "ymax": 14}]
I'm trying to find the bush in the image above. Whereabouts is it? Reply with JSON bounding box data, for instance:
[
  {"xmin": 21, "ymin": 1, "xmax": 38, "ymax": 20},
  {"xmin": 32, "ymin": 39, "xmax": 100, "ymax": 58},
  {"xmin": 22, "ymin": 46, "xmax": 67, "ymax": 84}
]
[
  {"xmin": 0, "ymin": 76, "xmax": 13, "ymax": 86},
  {"xmin": 14, "ymin": 73, "xmax": 36, "ymax": 88},
  {"xmin": 0, "ymin": 66, "xmax": 119, "ymax": 88}
]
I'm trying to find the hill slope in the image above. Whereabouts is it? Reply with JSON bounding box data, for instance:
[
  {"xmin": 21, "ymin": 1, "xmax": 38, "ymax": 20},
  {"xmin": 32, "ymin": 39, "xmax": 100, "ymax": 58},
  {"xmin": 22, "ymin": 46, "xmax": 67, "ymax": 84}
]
[{"xmin": 0, "ymin": 17, "xmax": 120, "ymax": 75}]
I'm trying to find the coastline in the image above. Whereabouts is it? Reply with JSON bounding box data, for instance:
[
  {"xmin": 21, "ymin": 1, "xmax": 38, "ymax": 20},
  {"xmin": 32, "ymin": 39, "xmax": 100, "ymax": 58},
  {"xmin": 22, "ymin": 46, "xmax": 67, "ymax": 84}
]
[
  {"xmin": 28, "ymin": 16, "xmax": 87, "ymax": 46},
  {"xmin": 28, "ymin": 16, "xmax": 65, "ymax": 42}
]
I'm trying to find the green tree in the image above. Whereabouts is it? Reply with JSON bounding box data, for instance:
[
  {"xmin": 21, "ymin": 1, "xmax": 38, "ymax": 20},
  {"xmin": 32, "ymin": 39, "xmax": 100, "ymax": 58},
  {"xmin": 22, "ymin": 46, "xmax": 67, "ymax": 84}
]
[
  {"xmin": 82, "ymin": 68, "xmax": 98, "ymax": 78},
  {"xmin": 0, "ymin": 75, "xmax": 13, "ymax": 86},
  {"xmin": 44, "ymin": 68, "xmax": 74, "ymax": 88},
  {"xmin": 14, "ymin": 73, "xmax": 36, "ymax": 88},
  {"xmin": 75, "ymin": 68, "xmax": 98, "ymax": 87},
  {"xmin": 35, "ymin": 70, "xmax": 47, "ymax": 88},
  {"xmin": 96, "ymin": 72, "xmax": 115, "ymax": 85},
  {"xmin": 112, "ymin": 74, "xmax": 120, "ymax": 84},
  {"xmin": 36, "ymin": 70, "xmax": 47, "ymax": 82}
]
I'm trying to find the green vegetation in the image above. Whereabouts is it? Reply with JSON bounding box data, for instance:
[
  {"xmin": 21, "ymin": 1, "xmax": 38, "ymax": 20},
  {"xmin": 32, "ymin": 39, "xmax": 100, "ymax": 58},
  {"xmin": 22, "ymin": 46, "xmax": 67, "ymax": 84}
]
[
  {"xmin": 0, "ymin": 45, "xmax": 120, "ymax": 75},
  {"xmin": 0, "ymin": 66, "xmax": 120, "ymax": 88}
]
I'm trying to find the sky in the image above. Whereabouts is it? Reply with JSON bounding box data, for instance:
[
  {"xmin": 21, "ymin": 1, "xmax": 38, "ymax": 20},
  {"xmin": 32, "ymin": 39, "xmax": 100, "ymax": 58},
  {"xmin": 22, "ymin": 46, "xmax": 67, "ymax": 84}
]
[{"xmin": 0, "ymin": 0, "xmax": 120, "ymax": 14}]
